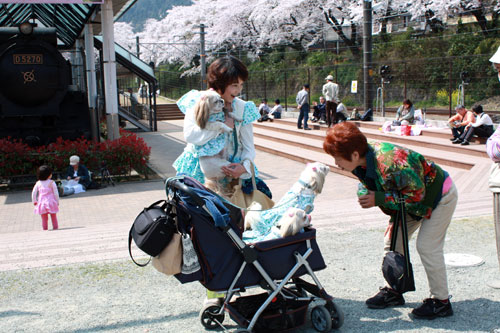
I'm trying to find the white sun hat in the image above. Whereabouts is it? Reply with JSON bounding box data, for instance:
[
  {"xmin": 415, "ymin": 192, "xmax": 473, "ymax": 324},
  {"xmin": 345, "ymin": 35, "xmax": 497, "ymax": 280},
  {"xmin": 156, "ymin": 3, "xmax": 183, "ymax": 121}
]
[{"xmin": 489, "ymin": 46, "xmax": 500, "ymax": 64}]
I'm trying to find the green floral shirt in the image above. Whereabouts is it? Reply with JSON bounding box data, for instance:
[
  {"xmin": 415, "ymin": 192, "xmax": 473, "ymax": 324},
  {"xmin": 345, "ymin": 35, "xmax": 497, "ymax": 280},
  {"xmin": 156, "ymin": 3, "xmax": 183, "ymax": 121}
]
[{"xmin": 353, "ymin": 142, "xmax": 445, "ymax": 220}]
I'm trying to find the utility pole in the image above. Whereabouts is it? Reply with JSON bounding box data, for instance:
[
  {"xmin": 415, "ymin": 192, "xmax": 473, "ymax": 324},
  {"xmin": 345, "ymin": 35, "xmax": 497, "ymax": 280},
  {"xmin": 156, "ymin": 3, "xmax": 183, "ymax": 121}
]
[
  {"xmin": 363, "ymin": 0, "xmax": 373, "ymax": 114},
  {"xmin": 200, "ymin": 24, "xmax": 206, "ymax": 90}
]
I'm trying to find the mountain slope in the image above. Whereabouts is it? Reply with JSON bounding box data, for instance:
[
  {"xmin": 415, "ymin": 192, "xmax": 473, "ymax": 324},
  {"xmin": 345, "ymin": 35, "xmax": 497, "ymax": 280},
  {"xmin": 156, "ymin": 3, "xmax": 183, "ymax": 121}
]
[{"xmin": 119, "ymin": 0, "xmax": 192, "ymax": 32}]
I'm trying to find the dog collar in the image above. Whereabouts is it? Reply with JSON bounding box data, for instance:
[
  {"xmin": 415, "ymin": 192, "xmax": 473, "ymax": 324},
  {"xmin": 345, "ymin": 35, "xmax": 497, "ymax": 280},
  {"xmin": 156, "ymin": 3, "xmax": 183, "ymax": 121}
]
[{"xmin": 298, "ymin": 179, "xmax": 312, "ymax": 189}]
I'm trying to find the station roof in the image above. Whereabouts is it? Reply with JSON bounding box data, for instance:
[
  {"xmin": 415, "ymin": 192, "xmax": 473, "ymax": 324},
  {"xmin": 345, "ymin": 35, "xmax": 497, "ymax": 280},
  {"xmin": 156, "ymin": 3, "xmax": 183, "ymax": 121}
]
[{"xmin": 0, "ymin": 1, "xmax": 136, "ymax": 49}]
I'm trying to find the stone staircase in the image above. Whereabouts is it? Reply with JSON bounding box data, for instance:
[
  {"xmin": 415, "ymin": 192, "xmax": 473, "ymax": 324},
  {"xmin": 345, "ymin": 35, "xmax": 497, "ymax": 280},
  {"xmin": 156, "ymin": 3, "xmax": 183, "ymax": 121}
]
[
  {"xmin": 156, "ymin": 104, "xmax": 183, "ymax": 121},
  {"xmin": 253, "ymin": 118, "xmax": 492, "ymax": 194}
]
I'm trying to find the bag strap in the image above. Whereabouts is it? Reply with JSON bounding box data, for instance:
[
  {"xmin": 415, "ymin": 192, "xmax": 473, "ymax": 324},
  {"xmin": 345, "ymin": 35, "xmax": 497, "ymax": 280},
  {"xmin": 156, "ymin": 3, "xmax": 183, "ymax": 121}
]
[
  {"xmin": 399, "ymin": 192, "xmax": 412, "ymax": 265},
  {"xmin": 128, "ymin": 228, "xmax": 151, "ymax": 267},
  {"xmin": 390, "ymin": 192, "xmax": 412, "ymax": 274},
  {"xmin": 147, "ymin": 199, "xmax": 168, "ymax": 210},
  {"xmin": 230, "ymin": 124, "xmax": 238, "ymax": 163},
  {"xmin": 239, "ymin": 159, "xmax": 257, "ymax": 191}
]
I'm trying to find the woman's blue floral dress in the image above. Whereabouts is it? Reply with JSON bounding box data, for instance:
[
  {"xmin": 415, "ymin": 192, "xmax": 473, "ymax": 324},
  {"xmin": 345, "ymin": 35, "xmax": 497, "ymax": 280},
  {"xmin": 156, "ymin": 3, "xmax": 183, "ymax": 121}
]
[{"xmin": 173, "ymin": 90, "xmax": 260, "ymax": 184}]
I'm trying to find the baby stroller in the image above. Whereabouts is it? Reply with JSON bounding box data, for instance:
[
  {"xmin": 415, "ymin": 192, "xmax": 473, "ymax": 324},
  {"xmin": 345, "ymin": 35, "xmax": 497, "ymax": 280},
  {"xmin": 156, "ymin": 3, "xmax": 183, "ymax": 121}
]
[{"xmin": 165, "ymin": 176, "xmax": 344, "ymax": 332}]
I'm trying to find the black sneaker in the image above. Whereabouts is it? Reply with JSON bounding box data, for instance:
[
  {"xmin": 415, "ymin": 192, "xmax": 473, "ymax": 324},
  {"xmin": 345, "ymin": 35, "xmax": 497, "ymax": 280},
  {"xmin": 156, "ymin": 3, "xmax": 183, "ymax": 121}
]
[
  {"xmin": 366, "ymin": 287, "xmax": 405, "ymax": 309},
  {"xmin": 452, "ymin": 138, "xmax": 462, "ymax": 144},
  {"xmin": 411, "ymin": 298, "xmax": 453, "ymax": 319},
  {"xmin": 449, "ymin": 137, "xmax": 457, "ymax": 141}
]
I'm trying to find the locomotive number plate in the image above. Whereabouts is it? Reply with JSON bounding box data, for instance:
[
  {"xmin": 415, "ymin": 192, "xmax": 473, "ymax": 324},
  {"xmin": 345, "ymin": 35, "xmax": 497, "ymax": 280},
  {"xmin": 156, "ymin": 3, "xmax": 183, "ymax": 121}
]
[{"xmin": 13, "ymin": 54, "xmax": 43, "ymax": 65}]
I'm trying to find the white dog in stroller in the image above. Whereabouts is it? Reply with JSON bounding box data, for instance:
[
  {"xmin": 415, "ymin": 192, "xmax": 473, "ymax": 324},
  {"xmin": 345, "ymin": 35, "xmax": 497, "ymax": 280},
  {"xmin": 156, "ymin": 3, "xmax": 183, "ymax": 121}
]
[
  {"xmin": 243, "ymin": 162, "xmax": 329, "ymax": 242},
  {"xmin": 192, "ymin": 90, "xmax": 241, "ymax": 186}
]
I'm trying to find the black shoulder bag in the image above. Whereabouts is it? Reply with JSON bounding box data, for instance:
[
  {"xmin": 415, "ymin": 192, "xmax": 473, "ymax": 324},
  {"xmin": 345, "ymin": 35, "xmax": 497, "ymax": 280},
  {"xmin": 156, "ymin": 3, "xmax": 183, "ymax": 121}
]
[
  {"xmin": 128, "ymin": 199, "xmax": 177, "ymax": 267},
  {"xmin": 382, "ymin": 192, "xmax": 416, "ymax": 294}
]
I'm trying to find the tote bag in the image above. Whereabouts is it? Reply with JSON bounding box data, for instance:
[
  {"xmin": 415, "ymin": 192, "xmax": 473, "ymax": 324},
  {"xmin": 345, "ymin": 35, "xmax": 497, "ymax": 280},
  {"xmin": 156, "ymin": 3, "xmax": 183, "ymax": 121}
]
[{"xmin": 229, "ymin": 161, "xmax": 274, "ymax": 210}]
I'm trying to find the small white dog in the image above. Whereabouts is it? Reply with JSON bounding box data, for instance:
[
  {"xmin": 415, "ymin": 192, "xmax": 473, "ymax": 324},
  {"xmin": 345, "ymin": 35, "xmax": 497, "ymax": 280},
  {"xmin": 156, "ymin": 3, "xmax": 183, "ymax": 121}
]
[
  {"xmin": 243, "ymin": 162, "xmax": 329, "ymax": 242},
  {"xmin": 193, "ymin": 90, "xmax": 238, "ymax": 180},
  {"xmin": 278, "ymin": 207, "xmax": 312, "ymax": 237}
]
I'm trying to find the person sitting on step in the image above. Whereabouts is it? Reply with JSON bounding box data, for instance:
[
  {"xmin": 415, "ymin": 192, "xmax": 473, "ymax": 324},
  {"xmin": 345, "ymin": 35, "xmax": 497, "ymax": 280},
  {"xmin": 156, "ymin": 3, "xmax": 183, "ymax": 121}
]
[
  {"xmin": 452, "ymin": 105, "xmax": 494, "ymax": 145},
  {"xmin": 448, "ymin": 105, "xmax": 475, "ymax": 142}
]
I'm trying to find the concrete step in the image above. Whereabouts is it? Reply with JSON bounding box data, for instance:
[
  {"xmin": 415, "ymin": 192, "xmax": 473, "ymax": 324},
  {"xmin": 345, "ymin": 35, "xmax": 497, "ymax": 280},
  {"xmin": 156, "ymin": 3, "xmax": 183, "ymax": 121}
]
[
  {"xmin": 273, "ymin": 118, "xmax": 487, "ymax": 143},
  {"xmin": 261, "ymin": 119, "xmax": 488, "ymax": 158},
  {"xmin": 253, "ymin": 125, "xmax": 481, "ymax": 170},
  {"xmin": 253, "ymin": 132, "xmax": 465, "ymax": 179},
  {"xmin": 156, "ymin": 104, "xmax": 184, "ymax": 120}
]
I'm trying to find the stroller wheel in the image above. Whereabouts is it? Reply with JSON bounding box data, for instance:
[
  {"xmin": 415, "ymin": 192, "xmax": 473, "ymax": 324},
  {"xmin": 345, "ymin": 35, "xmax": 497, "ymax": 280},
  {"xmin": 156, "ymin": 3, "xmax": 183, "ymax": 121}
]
[
  {"xmin": 199, "ymin": 305, "xmax": 225, "ymax": 330},
  {"xmin": 311, "ymin": 305, "xmax": 332, "ymax": 332},
  {"xmin": 326, "ymin": 301, "xmax": 344, "ymax": 329}
]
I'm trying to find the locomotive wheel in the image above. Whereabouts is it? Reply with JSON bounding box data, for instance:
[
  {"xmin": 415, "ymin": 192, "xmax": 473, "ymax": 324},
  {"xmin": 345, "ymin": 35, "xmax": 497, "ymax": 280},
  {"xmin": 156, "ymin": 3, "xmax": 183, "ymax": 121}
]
[
  {"xmin": 326, "ymin": 301, "xmax": 344, "ymax": 329},
  {"xmin": 199, "ymin": 304, "xmax": 225, "ymax": 330},
  {"xmin": 311, "ymin": 305, "xmax": 332, "ymax": 332}
]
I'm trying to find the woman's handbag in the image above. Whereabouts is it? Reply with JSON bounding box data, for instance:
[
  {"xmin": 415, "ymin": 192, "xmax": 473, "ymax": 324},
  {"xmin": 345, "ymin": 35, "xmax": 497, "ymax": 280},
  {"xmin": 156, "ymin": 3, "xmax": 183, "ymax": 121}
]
[
  {"xmin": 229, "ymin": 161, "xmax": 274, "ymax": 210},
  {"xmin": 128, "ymin": 199, "xmax": 177, "ymax": 266},
  {"xmin": 382, "ymin": 192, "xmax": 416, "ymax": 294}
]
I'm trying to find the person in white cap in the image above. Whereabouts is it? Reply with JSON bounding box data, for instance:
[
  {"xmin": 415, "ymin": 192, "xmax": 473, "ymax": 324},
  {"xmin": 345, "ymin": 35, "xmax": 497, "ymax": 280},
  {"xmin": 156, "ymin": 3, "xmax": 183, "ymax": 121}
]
[
  {"xmin": 62, "ymin": 155, "xmax": 91, "ymax": 196},
  {"xmin": 322, "ymin": 74, "xmax": 340, "ymax": 127},
  {"xmin": 490, "ymin": 46, "xmax": 500, "ymax": 82}
]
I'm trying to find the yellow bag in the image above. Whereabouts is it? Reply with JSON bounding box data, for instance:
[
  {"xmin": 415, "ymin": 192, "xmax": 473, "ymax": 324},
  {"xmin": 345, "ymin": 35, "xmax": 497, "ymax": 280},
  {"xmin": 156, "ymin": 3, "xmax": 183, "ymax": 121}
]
[
  {"xmin": 229, "ymin": 162, "xmax": 274, "ymax": 210},
  {"xmin": 152, "ymin": 233, "xmax": 182, "ymax": 275}
]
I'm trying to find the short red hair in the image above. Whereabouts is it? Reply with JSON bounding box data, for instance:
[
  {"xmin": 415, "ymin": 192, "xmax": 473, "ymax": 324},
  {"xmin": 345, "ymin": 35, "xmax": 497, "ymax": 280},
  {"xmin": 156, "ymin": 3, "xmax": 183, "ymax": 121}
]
[{"xmin": 323, "ymin": 122, "xmax": 368, "ymax": 161}]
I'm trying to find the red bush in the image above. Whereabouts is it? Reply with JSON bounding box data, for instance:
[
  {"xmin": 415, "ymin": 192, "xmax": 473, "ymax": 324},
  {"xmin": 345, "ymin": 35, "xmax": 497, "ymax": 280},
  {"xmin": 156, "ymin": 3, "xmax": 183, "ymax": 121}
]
[{"xmin": 0, "ymin": 131, "xmax": 151, "ymax": 180}]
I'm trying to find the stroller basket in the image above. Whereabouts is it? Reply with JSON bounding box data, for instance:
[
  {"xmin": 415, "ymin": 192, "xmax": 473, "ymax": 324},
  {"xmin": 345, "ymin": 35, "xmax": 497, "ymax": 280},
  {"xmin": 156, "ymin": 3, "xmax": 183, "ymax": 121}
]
[
  {"xmin": 226, "ymin": 293, "xmax": 310, "ymax": 332},
  {"xmin": 167, "ymin": 176, "xmax": 326, "ymax": 291}
]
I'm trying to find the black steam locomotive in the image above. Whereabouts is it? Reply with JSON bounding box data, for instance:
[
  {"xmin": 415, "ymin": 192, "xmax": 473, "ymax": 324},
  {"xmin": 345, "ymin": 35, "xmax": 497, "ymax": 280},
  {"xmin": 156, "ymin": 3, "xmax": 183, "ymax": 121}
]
[{"xmin": 0, "ymin": 25, "xmax": 91, "ymax": 145}]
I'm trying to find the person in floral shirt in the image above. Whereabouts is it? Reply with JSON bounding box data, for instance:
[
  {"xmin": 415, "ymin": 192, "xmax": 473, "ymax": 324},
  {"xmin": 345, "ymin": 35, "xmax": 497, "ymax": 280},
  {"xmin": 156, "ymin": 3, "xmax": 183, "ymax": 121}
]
[{"xmin": 323, "ymin": 121, "xmax": 458, "ymax": 320}]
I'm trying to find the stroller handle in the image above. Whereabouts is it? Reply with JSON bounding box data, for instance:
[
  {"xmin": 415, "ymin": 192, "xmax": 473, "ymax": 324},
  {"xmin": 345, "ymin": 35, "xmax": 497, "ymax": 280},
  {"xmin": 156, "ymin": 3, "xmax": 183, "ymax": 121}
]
[{"xmin": 166, "ymin": 178, "xmax": 206, "ymax": 207}]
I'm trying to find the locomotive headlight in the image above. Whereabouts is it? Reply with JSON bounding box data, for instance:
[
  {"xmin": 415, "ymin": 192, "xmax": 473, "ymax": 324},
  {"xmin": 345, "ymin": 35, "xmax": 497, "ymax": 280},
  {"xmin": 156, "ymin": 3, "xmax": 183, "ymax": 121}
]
[{"xmin": 19, "ymin": 22, "xmax": 34, "ymax": 35}]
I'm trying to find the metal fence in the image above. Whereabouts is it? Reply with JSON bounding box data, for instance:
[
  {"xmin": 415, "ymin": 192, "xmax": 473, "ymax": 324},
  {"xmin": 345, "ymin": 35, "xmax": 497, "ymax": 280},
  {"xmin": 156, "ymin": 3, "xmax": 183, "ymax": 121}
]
[{"xmin": 155, "ymin": 53, "xmax": 499, "ymax": 115}]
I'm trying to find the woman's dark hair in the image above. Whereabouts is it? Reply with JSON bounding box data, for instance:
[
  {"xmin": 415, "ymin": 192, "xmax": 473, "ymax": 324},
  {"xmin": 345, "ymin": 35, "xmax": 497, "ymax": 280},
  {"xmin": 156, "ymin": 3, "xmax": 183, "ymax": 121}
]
[
  {"xmin": 206, "ymin": 56, "xmax": 248, "ymax": 94},
  {"xmin": 323, "ymin": 122, "xmax": 368, "ymax": 161},
  {"xmin": 403, "ymin": 99, "xmax": 413, "ymax": 108},
  {"xmin": 472, "ymin": 105, "xmax": 483, "ymax": 114},
  {"xmin": 37, "ymin": 165, "xmax": 52, "ymax": 181},
  {"xmin": 275, "ymin": 99, "xmax": 280, "ymax": 104}
]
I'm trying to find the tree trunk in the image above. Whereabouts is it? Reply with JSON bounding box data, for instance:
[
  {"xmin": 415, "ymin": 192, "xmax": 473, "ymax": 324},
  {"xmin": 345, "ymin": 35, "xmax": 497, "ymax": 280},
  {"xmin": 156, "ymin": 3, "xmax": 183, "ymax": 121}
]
[
  {"xmin": 469, "ymin": 8, "xmax": 489, "ymax": 36},
  {"xmin": 321, "ymin": 8, "xmax": 361, "ymax": 60}
]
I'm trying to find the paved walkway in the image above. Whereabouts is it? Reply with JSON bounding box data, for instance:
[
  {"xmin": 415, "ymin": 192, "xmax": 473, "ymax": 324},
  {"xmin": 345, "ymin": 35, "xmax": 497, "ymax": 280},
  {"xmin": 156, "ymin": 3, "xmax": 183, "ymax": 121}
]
[{"xmin": 0, "ymin": 120, "xmax": 494, "ymax": 271}]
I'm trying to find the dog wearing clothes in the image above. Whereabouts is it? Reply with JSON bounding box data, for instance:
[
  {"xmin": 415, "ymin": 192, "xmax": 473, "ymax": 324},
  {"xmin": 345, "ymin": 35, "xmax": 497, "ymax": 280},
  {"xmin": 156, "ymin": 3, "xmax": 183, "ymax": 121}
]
[
  {"xmin": 243, "ymin": 162, "xmax": 329, "ymax": 242},
  {"xmin": 192, "ymin": 90, "xmax": 242, "ymax": 190}
]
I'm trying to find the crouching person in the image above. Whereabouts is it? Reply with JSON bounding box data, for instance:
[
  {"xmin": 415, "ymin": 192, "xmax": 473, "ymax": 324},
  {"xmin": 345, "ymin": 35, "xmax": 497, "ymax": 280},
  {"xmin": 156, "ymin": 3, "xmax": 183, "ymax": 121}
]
[{"xmin": 323, "ymin": 122, "xmax": 458, "ymax": 319}]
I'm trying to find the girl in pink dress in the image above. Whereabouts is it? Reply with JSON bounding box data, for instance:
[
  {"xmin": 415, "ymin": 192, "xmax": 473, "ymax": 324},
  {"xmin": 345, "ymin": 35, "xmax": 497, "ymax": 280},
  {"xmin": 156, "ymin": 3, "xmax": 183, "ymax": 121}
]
[{"xmin": 32, "ymin": 165, "xmax": 59, "ymax": 230}]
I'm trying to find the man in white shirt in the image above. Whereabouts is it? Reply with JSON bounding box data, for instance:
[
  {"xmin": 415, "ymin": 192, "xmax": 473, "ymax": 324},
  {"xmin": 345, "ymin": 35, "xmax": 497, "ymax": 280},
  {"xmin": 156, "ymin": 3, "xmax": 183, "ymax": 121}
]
[
  {"xmin": 322, "ymin": 75, "xmax": 340, "ymax": 127},
  {"xmin": 457, "ymin": 105, "xmax": 494, "ymax": 145},
  {"xmin": 269, "ymin": 99, "xmax": 282, "ymax": 119}
]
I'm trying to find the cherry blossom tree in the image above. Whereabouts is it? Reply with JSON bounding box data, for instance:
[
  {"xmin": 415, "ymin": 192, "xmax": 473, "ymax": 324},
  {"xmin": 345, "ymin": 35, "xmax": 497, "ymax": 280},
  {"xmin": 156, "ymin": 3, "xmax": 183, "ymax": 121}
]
[
  {"xmin": 131, "ymin": 0, "xmax": 499, "ymax": 70},
  {"xmin": 114, "ymin": 22, "xmax": 137, "ymax": 51}
]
